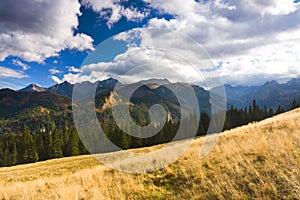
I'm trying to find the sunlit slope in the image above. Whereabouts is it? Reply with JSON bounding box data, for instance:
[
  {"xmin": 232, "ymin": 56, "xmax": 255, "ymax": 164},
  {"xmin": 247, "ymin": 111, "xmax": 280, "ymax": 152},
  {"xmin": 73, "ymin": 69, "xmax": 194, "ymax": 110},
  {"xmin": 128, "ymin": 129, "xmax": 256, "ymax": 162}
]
[{"xmin": 0, "ymin": 108, "xmax": 300, "ymax": 199}]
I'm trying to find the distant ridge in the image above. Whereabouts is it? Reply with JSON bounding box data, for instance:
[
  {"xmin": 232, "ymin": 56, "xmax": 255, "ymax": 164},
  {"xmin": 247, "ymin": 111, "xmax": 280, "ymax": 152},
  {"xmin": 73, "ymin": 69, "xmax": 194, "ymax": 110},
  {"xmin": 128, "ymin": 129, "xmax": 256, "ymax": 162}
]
[
  {"xmin": 222, "ymin": 78, "xmax": 300, "ymax": 109},
  {"xmin": 10, "ymin": 77, "xmax": 300, "ymax": 112},
  {"xmin": 19, "ymin": 84, "xmax": 46, "ymax": 92}
]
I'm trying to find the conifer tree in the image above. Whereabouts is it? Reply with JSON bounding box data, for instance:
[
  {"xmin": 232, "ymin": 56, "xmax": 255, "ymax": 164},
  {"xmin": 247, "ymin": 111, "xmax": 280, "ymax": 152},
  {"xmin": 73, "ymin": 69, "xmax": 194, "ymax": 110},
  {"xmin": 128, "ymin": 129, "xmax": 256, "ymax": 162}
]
[
  {"xmin": 292, "ymin": 99, "xmax": 299, "ymax": 110},
  {"xmin": 49, "ymin": 127, "xmax": 63, "ymax": 158},
  {"xmin": 36, "ymin": 133, "xmax": 46, "ymax": 161},
  {"xmin": 9, "ymin": 142, "xmax": 18, "ymax": 166},
  {"xmin": 21, "ymin": 126, "xmax": 39, "ymax": 163},
  {"xmin": 275, "ymin": 105, "xmax": 284, "ymax": 114},
  {"xmin": 65, "ymin": 128, "xmax": 80, "ymax": 156},
  {"xmin": 0, "ymin": 146, "xmax": 3, "ymax": 166}
]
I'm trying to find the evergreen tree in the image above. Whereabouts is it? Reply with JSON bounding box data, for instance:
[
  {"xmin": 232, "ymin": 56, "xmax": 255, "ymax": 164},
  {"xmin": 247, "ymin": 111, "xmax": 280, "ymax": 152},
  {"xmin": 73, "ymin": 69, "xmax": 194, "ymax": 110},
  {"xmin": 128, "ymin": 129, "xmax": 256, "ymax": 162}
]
[
  {"xmin": 0, "ymin": 146, "xmax": 3, "ymax": 166},
  {"xmin": 268, "ymin": 108, "xmax": 274, "ymax": 117},
  {"xmin": 292, "ymin": 99, "xmax": 299, "ymax": 110},
  {"xmin": 200, "ymin": 112, "xmax": 210, "ymax": 134},
  {"xmin": 9, "ymin": 142, "xmax": 18, "ymax": 166},
  {"xmin": 79, "ymin": 138, "xmax": 88, "ymax": 155},
  {"xmin": 121, "ymin": 132, "xmax": 131, "ymax": 150},
  {"xmin": 43, "ymin": 131, "xmax": 52, "ymax": 160},
  {"xmin": 263, "ymin": 106, "xmax": 268, "ymax": 118},
  {"xmin": 197, "ymin": 123, "xmax": 205, "ymax": 136},
  {"xmin": 49, "ymin": 127, "xmax": 63, "ymax": 158},
  {"xmin": 36, "ymin": 133, "xmax": 46, "ymax": 161},
  {"xmin": 134, "ymin": 125, "xmax": 143, "ymax": 148},
  {"xmin": 21, "ymin": 126, "xmax": 39, "ymax": 163},
  {"xmin": 2, "ymin": 149, "xmax": 10, "ymax": 166},
  {"xmin": 65, "ymin": 128, "xmax": 80, "ymax": 156},
  {"xmin": 252, "ymin": 99, "xmax": 260, "ymax": 121},
  {"xmin": 275, "ymin": 105, "xmax": 284, "ymax": 114}
]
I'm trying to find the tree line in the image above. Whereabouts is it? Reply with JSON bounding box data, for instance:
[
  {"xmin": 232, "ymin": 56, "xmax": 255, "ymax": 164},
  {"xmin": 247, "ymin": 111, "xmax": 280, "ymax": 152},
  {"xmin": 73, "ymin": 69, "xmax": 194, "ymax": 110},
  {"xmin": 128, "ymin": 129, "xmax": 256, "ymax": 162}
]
[{"xmin": 0, "ymin": 99, "xmax": 299, "ymax": 167}]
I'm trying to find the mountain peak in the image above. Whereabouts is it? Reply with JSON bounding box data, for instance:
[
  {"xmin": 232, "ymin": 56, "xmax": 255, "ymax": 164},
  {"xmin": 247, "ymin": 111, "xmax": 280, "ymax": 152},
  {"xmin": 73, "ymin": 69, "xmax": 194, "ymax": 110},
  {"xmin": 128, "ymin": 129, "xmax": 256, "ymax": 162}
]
[
  {"xmin": 19, "ymin": 84, "xmax": 46, "ymax": 92},
  {"xmin": 61, "ymin": 81, "xmax": 71, "ymax": 85},
  {"xmin": 264, "ymin": 80, "xmax": 279, "ymax": 87},
  {"xmin": 47, "ymin": 81, "xmax": 74, "ymax": 97}
]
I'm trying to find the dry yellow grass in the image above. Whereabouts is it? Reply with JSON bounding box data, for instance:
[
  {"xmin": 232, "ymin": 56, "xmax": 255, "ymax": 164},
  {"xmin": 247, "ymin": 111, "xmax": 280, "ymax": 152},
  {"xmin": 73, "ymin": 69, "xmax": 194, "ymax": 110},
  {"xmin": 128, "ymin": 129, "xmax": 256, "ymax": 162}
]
[{"xmin": 0, "ymin": 108, "xmax": 300, "ymax": 199}]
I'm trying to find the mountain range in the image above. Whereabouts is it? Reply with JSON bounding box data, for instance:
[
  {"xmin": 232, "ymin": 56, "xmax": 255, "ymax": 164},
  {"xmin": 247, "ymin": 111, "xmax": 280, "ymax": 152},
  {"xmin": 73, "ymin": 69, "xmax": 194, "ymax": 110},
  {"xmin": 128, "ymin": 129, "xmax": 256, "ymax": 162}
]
[
  {"xmin": 224, "ymin": 78, "xmax": 300, "ymax": 109},
  {"xmin": 0, "ymin": 78, "xmax": 300, "ymax": 118}
]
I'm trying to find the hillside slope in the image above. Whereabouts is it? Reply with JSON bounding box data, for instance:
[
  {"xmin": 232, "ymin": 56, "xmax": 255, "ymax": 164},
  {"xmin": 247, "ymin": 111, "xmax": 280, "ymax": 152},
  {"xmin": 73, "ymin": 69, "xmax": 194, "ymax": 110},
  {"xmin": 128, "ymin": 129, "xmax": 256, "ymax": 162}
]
[
  {"xmin": 0, "ymin": 89, "xmax": 72, "ymax": 118},
  {"xmin": 0, "ymin": 109, "xmax": 300, "ymax": 199}
]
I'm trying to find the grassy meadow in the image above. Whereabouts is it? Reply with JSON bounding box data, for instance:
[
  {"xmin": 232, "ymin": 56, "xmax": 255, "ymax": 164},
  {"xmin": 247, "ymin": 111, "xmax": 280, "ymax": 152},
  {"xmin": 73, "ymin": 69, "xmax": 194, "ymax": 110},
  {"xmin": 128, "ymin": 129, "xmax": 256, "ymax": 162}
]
[{"xmin": 0, "ymin": 108, "xmax": 300, "ymax": 199}]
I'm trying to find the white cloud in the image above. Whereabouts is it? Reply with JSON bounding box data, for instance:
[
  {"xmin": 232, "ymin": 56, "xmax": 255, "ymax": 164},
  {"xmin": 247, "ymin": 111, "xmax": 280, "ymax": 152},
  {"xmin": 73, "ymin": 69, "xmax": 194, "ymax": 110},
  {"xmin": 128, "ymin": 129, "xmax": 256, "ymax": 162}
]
[
  {"xmin": 12, "ymin": 59, "xmax": 30, "ymax": 70},
  {"xmin": 142, "ymin": 0, "xmax": 300, "ymax": 85},
  {"xmin": 74, "ymin": 28, "xmax": 215, "ymax": 86},
  {"xmin": 219, "ymin": 40, "xmax": 300, "ymax": 85},
  {"xmin": 56, "ymin": 72, "xmax": 101, "ymax": 84},
  {"xmin": 51, "ymin": 75, "xmax": 63, "ymax": 84},
  {"xmin": 0, "ymin": 0, "xmax": 94, "ymax": 63},
  {"xmin": 49, "ymin": 69, "xmax": 61, "ymax": 75},
  {"xmin": 143, "ymin": 0, "xmax": 200, "ymax": 16},
  {"xmin": 67, "ymin": 66, "xmax": 83, "ymax": 73},
  {"xmin": 146, "ymin": 0, "xmax": 300, "ymax": 57},
  {"xmin": 63, "ymin": 73, "xmax": 98, "ymax": 84},
  {"xmin": 53, "ymin": 0, "xmax": 300, "ymax": 86},
  {"xmin": 81, "ymin": 0, "xmax": 149, "ymax": 28},
  {"xmin": 0, "ymin": 66, "xmax": 27, "ymax": 78},
  {"xmin": 52, "ymin": 68, "xmax": 96, "ymax": 84}
]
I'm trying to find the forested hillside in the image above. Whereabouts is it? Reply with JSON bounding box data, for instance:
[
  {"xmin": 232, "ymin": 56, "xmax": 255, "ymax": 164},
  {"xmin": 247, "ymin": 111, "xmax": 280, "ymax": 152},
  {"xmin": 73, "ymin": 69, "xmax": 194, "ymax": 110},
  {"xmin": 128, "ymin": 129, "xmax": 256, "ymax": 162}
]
[{"xmin": 0, "ymin": 98, "xmax": 298, "ymax": 167}]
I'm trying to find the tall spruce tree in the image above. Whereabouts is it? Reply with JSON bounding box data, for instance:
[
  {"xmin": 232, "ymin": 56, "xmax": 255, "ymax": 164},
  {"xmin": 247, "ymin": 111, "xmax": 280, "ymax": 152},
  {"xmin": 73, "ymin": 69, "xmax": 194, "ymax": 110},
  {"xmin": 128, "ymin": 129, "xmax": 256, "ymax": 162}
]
[
  {"xmin": 49, "ymin": 127, "xmax": 63, "ymax": 158},
  {"xmin": 9, "ymin": 142, "xmax": 18, "ymax": 166},
  {"xmin": 292, "ymin": 99, "xmax": 299, "ymax": 110},
  {"xmin": 275, "ymin": 105, "xmax": 284, "ymax": 114},
  {"xmin": 65, "ymin": 128, "xmax": 80, "ymax": 156},
  {"xmin": 21, "ymin": 126, "xmax": 39, "ymax": 163}
]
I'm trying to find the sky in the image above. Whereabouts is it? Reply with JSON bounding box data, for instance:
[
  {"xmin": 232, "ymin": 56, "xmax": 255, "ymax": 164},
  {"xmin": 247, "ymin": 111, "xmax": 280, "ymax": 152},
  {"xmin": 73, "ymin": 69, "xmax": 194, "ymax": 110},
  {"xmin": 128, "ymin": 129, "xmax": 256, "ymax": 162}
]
[{"xmin": 0, "ymin": 0, "xmax": 300, "ymax": 89}]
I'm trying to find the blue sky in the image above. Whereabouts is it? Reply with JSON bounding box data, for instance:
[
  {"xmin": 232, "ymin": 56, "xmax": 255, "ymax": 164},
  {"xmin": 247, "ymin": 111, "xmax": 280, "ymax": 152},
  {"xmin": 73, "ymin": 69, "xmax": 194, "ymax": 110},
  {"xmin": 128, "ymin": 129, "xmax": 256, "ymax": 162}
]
[
  {"xmin": 0, "ymin": 2, "xmax": 159, "ymax": 88},
  {"xmin": 0, "ymin": 1, "xmax": 175, "ymax": 89},
  {"xmin": 0, "ymin": 0, "xmax": 300, "ymax": 89}
]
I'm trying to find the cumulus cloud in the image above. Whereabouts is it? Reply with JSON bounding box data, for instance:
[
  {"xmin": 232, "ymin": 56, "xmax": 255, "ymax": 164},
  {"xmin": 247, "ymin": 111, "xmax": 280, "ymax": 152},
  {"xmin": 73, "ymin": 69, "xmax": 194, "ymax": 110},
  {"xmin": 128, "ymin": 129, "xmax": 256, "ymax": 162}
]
[
  {"xmin": 65, "ymin": 27, "xmax": 282, "ymax": 86},
  {"xmin": 0, "ymin": 66, "xmax": 27, "ymax": 78},
  {"xmin": 146, "ymin": 0, "xmax": 300, "ymax": 57},
  {"xmin": 219, "ymin": 39, "xmax": 300, "ymax": 85},
  {"xmin": 0, "ymin": 0, "xmax": 94, "ymax": 63},
  {"xmin": 54, "ymin": 0, "xmax": 300, "ymax": 86},
  {"xmin": 142, "ymin": 0, "xmax": 300, "ymax": 85},
  {"xmin": 67, "ymin": 66, "xmax": 83, "ymax": 73},
  {"xmin": 81, "ymin": 0, "xmax": 149, "ymax": 28},
  {"xmin": 73, "ymin": 28, "xmax": 215, "ymax": 86}
]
